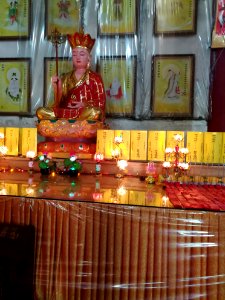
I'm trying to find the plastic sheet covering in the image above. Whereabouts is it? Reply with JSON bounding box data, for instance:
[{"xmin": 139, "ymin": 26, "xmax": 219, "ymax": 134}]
[
  {"xmin": 0, "ymin": 0, "xmax": 213, "ymax": 130},
  {"xmin": 0, "ymin": 173, "xmax": 224, "ymax": 299},
  {"xmin": 0, "ymin": 196, "xmax": 225, "ymax": 299}
]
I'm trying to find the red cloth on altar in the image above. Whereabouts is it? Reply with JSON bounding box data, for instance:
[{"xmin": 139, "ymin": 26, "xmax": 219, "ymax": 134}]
[{"xmin": 165, "ymin": 182, "xmax": 225, "ymax": 211}]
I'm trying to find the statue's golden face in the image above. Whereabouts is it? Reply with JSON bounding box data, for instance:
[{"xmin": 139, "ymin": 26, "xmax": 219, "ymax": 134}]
[{"xmin": 72, "ymin": 47, "xmax": 90, "ymax": 70}]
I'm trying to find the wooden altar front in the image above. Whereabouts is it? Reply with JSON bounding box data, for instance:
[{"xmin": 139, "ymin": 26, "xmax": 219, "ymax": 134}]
[{"xmin": 0, "ymin": 173, "xmax": 224, "ymax": 299}]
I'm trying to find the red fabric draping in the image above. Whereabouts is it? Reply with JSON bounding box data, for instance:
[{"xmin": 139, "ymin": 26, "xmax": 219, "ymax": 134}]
[{"xmin": 165, "ymin": 183, "xmax": 225, "ymax": 211}]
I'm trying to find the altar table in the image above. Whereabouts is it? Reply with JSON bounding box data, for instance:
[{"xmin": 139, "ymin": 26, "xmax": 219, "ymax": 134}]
[{"xmin": 0, "ymin": 173, "xmax": 224, "ymax": 300}]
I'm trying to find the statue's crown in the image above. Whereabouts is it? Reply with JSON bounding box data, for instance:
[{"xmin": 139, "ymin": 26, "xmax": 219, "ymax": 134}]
[{"xmin": 67, "ymin": 31, "xmax": 95, "ymax": 51}]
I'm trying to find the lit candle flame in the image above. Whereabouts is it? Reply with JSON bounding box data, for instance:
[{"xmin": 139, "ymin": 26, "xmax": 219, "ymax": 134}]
[
  {"xmin": 117, "ymin": 185, "xmax": 127, "ymax": 196},
  {"xmin": 26, "ymin": 150, "xmax": 36, "ymax": 159},
  {"xmin": 165, "ymin": 147, "xmax": 173, "ymax": 154},
  {"xmin": 180, "ymin": 148, "xmax": 189, "ymax": 154},
  {"xmin": 117, "ymin": 160, "xmax": 128, "ymax": 170},
  {"xmin": 162, "ymin": 161, "xmax": 171, "ymax": 168},
  {"xmin": 179, "ymin": 162, "xmax": 189, "ymax": 170},
  {"xmin": 94, "ymin": 153, "xmax": 104, "ymax": 162},
  {"xmin": 114, "ymin": 135, "xmax": 123, "ymax": 144},
  {"xmin": 111, "ymin": 148, "xmax": 120, "ymax": 158}
]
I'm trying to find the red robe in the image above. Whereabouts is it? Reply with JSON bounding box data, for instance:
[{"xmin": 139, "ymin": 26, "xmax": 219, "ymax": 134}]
[{"xmin": 53, "ymin": 70, "xmax": 106, "ymax": 119}]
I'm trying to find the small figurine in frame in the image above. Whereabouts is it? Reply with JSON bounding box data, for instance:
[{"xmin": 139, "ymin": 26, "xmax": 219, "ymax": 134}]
[
  {"xmin": 45, "ymin": 0, "xmax": 82, "ymax": 38},
  {"xmin": 0, "ymin": 58, "xmax": 31, "ymax": 115},
  {"xmin": 0, "ymin": 0, "xmax": 31, "ymax": 40},
  {"xmin": 151, "ymin": 54, "xmax": 195, "ymax": 118},
  {"xmin": 98, "ymin": 56, "xmax": 137, "ymax": 117}
]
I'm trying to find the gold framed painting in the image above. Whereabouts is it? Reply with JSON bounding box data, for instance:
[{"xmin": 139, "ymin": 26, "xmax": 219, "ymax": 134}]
[
  {"xmin": 151, "ymin": 54, "xmax": 195, "ymax": 118},
  {"xmin": 211, "ymin": 0, "xmax": 225, "ymax": 48},
  {"xmin": 97, "ymin": 56, "xmax": 136, "ymax": 117},
  {"xmin": 98, "ymin": 0, "xmax": 137, "ymax": 35},
  {"xmin": 44, "ymin": 57, "xmax": 73, "ymax": 107},
  {"xmin": 45, "ymin": 0, "xmax": 82, "ymax": 39},
  {"xmin": 154, "ymin": 0, "xmax": 197, "ymax": 35},
  {"xmin": 0, "ymin": 0, "xmax": 31, "ymax": 40},
  {"xmin": 0, "ymin": 58, "xmax": 31, "ymax": 115}
]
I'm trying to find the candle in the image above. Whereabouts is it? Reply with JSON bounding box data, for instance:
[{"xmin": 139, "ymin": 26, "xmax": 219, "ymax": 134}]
[
  {"xmin": 111, "ymin": 148, "xmax": 120, "ymax": 158},
  {"xmin": 180, "ymin": 148, "xmax": 189, "ymax": 154},
  {"xmin": 162, "ymin": 161, "xmax": 171, "ymax": 168},
  {"xmin": 117, "ymin": 159, "xmax": 128, "ymax": 171},
  {"xmin": 94, "ymin": 153, "xmax": 104, "ymax": 175},
  {"xmin": 179, "ymin": 162, "xmax": 189, "ymax": 170},
  {"xmin": 26, "ymin": 150, "xmax": 36, "ymax": 159},
  {"xmin": 117, "ymin": 185, "xmax": 127, "ymax": 196},
  {"xmin": 114, "ymin": 135, "xmax": 123, "ymax": 144},
  {"xmin": 165, "ymin": 147, "xmax": 173, "ymax": 154},
  {"xmin": 94, "ymin": 153, "xmax": 104, "ymax": 162},
  {"xmin": 26, "ymin": 150, "xmax": 36, "ymax": 174}
]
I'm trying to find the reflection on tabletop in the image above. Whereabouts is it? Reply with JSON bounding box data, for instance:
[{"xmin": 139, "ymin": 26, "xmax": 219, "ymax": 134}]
[{"xmin": 0, "ymin": 172, "xmax": 172, "ymax": 208}]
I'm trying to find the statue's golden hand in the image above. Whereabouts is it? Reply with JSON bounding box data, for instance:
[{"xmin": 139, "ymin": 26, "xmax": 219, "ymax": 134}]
[
  {"xmin": 36, "ymin": 107, "xmax": 56, "ymax": 120},
  {"xmin": 67, "ymin": 101, "xmax": 85, "ymax": 109},
  {"xmin": 78, "ymin": 106, "xmax": 102, "ymax": 121}
]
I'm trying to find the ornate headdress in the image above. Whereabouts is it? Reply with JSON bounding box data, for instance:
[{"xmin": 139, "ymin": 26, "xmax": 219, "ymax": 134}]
[{"xmin": 67, "ymin": 31, "xmax": 95, "ymax": 52}]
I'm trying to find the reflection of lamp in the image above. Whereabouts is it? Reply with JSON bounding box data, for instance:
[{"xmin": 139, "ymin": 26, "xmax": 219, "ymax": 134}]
[
  {"xmin": 145, "ymin": 162, "xmax": 157, "ymax": 184},
  {"xmin": 26, "ymin": 151, "xmax": 36, "ymax": 174},
  {"xmin": 62, "ymin": 181, "xmax": 77, "ymax": 198},
  {"xmin": 117, "ymin": 185, "xmax": 127, "ymax": 197},
  {"xmin": 110, "ymin": 189, "xmax": 118, "ymax": 203},
  {"xmin": 0, "ymin": 184, "xmax": 7, "ymax": 195},
  {"xmin": 92, "ymin": 179, "xmax": 103, "ymax": 201},
  {"xmin": 25, "ymin": 172, "xmax": 36, "ymax": 196},
  {"xmin": 116, "ymin": 159, "xmax": 128, "ymax": 178},
  {"xmin": 26, "ymin": 186, "xmax": 35, "ymax": 196},
  {"xmin": 162, "ymin": 195, "xmax": 169, "ymax": 207},
  {"xmin": 162, "ymin": 161, "xmax": 171, "ymax": 178},
  {"xmin": 94, "ymin": 153, "xmax": 104, "ymax": 176}
]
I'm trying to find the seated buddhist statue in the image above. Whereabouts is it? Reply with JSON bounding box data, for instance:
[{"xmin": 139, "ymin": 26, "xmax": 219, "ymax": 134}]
[
  {"xmin": 36, "ymin": 31, "xmax": 106, "ymax": 156},
  {"xmin": 36, "ymin": 31, "xmax": 106, "ymax": 122}
]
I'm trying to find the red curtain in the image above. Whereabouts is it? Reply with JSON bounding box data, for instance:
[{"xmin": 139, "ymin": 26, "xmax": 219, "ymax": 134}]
[{"xmin": 0, "ymin": 197, "xmax": 224, "ymax": 299}]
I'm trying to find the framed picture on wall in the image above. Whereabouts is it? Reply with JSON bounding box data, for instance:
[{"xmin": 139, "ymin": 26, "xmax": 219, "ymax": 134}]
[
  {"xmin": 45, "ymin": 0, "xmax": 82, "ymax": 39},
  {"xmin": 0, "ymin": 58, "xmax": 31, "ymax": 115},
  {"xmin": 97, "ymin": 55, "xmax": 136, "ymax": 117},
  {"xmin": 98, "ymin": 0, "xmax": 137, "ymax": 35},
  {"xmin": 0, "ymin": 0, "xmax": 31, "ymax": 40},
  {"xmin": 44, "ymin": 57, "xmax": 72, "ymax": 107},
  {"xmin": 154, "ymin": 0, "xmax": 197, "ymax": 35},
  {"xmin": 151, "ymin": 54, "xmax": 195, "ymax": 118}
]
